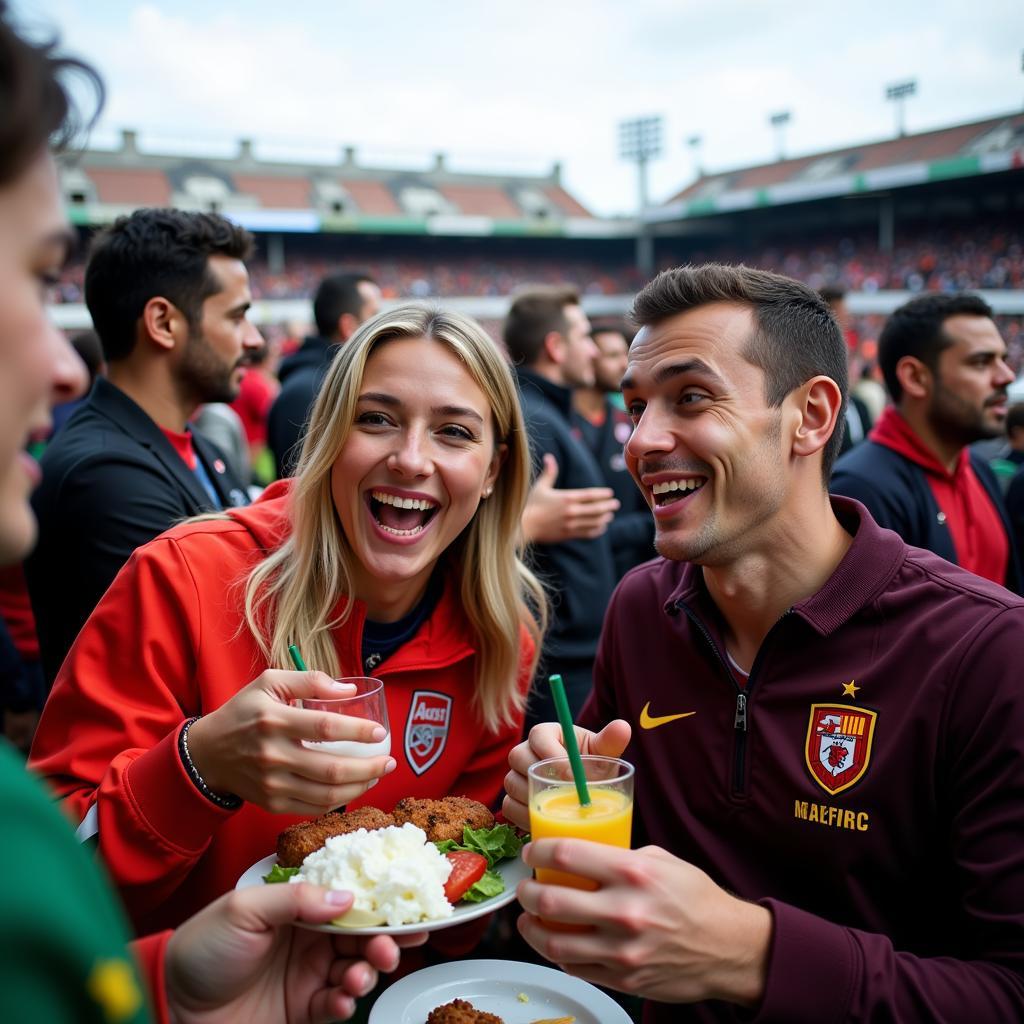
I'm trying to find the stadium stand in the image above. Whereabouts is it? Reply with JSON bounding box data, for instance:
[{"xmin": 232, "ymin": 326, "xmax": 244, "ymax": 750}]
[{"xmin": 51, "ymin": 114, "xmax": 1023, "ymax": 356}]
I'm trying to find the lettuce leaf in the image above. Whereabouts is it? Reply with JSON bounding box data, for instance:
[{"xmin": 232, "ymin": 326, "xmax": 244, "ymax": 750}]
[
  {"xmin": 263, "ymin": 864, "xmax": 300, "ymax": 884},
  {"xmin": 459, "ymin": 868, "xmax": 505, "ymax": 903},
  {"xmin": 435, "ymin": 823, "xmax": 527, "ymax": 868}
]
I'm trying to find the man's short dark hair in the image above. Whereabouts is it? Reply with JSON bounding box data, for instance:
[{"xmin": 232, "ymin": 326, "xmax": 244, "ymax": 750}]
[
  {"xmin": 1006, "ymin": 402, "xmax": 1024, "ymax": 438},
  {"xmin": 84, "ymin": 208, "xmax": 254, "ymax": 362},
  {"xmin": 313, "ymin": 271, "xmax": 377, "ymax": 339},
  {"xmin": 590, "ymin": 318, "xmax": 634, "ymax": 345},
  {"xmin": 819, "ymin": 285, "xmax": 846, "ymax": 307},
  {"xmin": 503, "ymin": 286, "xmax": 581, "ymax": 367},
  {"xmin": 0, "ymin": 1, "xmax": 103, "ymax": 186},
  {"xmin": 878, "ymin": 293, "xmax": 995, "ymax": 404},
  {"xmin": 631, "ymin": 263, "xmax": 848, "ymax": 480}
]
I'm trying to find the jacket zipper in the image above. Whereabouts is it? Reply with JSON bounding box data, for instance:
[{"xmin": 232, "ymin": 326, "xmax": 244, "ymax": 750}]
[{"xmin": 677, "ymin": 602, "xmax": 793, "ymax": 796}]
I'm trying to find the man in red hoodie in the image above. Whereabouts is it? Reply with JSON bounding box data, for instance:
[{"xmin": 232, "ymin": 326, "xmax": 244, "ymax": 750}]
[{"xmin": 831, "ymin": 293, "xmax": 1019, "ymax": 591}]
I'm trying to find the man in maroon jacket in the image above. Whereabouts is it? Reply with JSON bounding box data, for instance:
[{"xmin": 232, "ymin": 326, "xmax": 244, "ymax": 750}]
[{"xmin": 503, "ymin": 264, "xmax": 1024, "ymax": 1022}]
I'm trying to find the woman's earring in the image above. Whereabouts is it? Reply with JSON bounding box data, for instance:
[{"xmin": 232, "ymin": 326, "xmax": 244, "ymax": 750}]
[{"xmin": 482, "ymin": 487, "xmax": 493, "ymax": 498}]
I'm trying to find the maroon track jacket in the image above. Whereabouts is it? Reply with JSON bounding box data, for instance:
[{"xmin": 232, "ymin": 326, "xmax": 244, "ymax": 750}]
[{"xmin": 580, "ymin": 497, "xmax": 1024, "ymax": 1022}]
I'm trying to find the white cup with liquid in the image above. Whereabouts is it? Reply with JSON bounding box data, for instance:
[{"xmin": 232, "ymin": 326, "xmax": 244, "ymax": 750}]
[{"xmin": 294, "ymin": 677, "xmax": 391, "ymax": 772}]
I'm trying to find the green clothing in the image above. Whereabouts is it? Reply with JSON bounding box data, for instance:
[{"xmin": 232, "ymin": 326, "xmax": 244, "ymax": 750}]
[{"xmin": 0, "ymin": 741, "xmax": 153, "ymax": 1023}]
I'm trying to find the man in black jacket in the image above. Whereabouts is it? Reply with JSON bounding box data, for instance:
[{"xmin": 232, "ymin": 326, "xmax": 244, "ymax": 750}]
[
  {"xmin": 572, "ymin": 320, "xmax": 654, "ymax": 577},
  {"xmin": 26, "ymin": 209, "xmax": 261, "ymax": 682},
  {"xmin": 831, "ymin": 293, "xmax": 1020, "ymax": 591},
  {"xmin": 505, "ymin": 287, "xmax": 619, "ymax": 729},
  {"xmin": 267, "ymin": 271, "xmax": 380, "ymax": 477}
]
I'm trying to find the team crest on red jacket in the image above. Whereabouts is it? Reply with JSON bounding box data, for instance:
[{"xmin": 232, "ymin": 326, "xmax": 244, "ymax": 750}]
[
  {"xmin": 404, "ymin": 690, "xmax": 452, "ymax": 775},
  {"xmin": 804, "ymin": 703, "xmax": 878, "ymax": 796}
]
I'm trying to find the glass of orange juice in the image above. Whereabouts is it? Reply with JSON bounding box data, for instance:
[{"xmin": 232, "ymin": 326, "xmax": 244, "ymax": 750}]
[{"xmin": 527, "ymin": 755, "xmax": 634, "ymax": 891}]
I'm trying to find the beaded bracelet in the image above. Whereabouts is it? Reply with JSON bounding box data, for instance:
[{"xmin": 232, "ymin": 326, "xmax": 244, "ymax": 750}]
[{"xmin": 178, "ymin": 716, "xmax": 242, "ymax": 810}]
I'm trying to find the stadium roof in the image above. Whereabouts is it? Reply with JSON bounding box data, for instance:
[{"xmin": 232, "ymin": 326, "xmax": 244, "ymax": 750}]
[
  {"xmin": 58, "ymin": 131, "xmax": 630, "ymax": 238},
  {"xmin": 652, "ymin": 112, "xmax": 1024, "ymax": 223}
]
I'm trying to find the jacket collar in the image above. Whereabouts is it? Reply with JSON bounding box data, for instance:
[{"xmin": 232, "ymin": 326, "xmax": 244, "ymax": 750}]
[
  {"xmin": 515, "ymin": 366, "xmax": 574, "ymax": 418},
  {"xmin": 666, "ymin": 496, "xmax": 905, "ymax": 638},
  {"xmin": 869, "ymin": 406, "xmax": 968, "ymax": 481},
  {"xmin": 87, "ymin": 377, "xmax": 231, "ymax": 511}
]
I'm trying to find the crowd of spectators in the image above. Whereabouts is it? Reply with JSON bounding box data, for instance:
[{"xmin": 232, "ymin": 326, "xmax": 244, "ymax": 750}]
[
  {"xmin": 50, "ymin": 221, "xmax": 1024, "ymax": 304},
  {"xmin": 672, "ymin": 221, "xmax": 1024, "ymax": 294}
]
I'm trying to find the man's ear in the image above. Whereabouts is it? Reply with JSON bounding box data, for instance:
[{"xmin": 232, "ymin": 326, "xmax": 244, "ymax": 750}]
[
  {"xmin": 541, "ymin": 330, "xmax": 565, "ymax": 366},
  {"xmin": 791, "ymin": 375, "xmax": 843, "ymax": 460},
  {"xmin": 337, "ymin": 311, "xmax": 359, "ymax": 342},
  {"xmin": 141, "ymin": 297, "xmax": 182, "ymax": 353},
  {"xmin": 894, "ymin": 355, "xmax": 931, "ymax": 400}
]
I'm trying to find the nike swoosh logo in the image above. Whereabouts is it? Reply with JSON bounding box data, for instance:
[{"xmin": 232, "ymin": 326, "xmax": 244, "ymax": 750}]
[{"xmin": 639, "ymin": 702, "xmax": 697, "ymax": 729}]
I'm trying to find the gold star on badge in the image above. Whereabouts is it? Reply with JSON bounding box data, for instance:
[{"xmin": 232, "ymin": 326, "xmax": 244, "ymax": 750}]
[{"xmin": 841, "ymin": 680, "xmax": 860, "ymax": 699}]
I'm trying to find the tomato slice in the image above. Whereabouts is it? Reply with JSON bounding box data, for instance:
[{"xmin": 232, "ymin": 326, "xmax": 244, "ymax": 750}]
[{"xmin": 442, "ymin": 851, "xmax": 488, "ymax": 903}]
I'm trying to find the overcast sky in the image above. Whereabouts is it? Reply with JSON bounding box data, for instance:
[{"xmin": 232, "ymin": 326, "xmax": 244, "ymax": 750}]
[{"xmin": 12, "ymin": 0, "xmax": 1024, "ymax": 215}]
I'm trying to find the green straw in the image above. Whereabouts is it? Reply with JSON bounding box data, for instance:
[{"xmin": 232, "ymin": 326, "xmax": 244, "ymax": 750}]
[
  {"xmin": 548, "ymin": 674, "xmax": 590, "ymax": 806},
  {"xmin": 288, "ymin": 644, "xmax": 308, "ymax": 672}
]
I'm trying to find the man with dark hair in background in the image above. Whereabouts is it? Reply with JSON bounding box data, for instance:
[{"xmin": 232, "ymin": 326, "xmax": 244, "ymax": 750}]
[
  {"xmin": 819, "ymin": 286, "xmax": 873, "ymax": 455},
  {"xmin": 504, "ymin": 286, "xmax": 619, "ymax": 729},
  {"xmin": 573, "ymin": 318, "xmax": 654, "ymax": 577},
  {"xmin": 267, "ymin": 270, "xmax": 380, "ymax": 476},
  {"xmin": 25, "ymin": 208, "xmax": 262, "ymax": 682},
  {"xmin": 504, "ymin": 264, "xmax": 1024, "ymax": 1022},
  {"xmin": 831, "ymin": 292, "xmax": 1019, "ymax": 590}
]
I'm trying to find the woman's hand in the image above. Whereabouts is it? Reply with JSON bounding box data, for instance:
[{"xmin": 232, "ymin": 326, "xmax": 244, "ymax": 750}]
[
  {"xmin": 165, "ymin": 882, "xmax": 428, "ymax": 1024},
  {"xmin": 186, "ymin": 671, "xmax": 396, "ymax": 815}
]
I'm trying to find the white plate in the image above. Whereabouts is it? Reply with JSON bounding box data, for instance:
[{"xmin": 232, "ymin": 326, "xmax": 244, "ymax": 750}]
[
  {"xmin": 236, "ymin": 853, "xmax": 530, "ymax": 936},
  {"xmin": 368, "ymin": 959, "xmax": 633, "ymax": 1023}
]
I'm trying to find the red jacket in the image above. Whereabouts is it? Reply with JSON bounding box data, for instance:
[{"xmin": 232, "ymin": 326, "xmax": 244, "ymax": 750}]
[{"xmin": 30, "ymin": 481, "xmax": 532, "ymax": 934}]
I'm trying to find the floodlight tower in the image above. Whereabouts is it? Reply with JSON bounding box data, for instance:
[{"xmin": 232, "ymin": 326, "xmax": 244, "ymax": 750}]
[
  {"xmin": 619, "ymin": 115, "xmax": 663, "ymax": 278},
  {"xmin": 885, "ymin": 80, "xmax": 917, "ymax": 137},
  {"xmin": 687, "ymin": 134, "xmax": 704, "ymax": 178},
  {"xmin": 769, "ymin": 111, "xmax": 791, "ymax": 161}
]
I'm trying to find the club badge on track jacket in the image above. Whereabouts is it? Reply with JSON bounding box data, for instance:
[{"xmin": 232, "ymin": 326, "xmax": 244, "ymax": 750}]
[
  {"xmin": 580, "ymin": 497, "xmax": 1024, "ymax": 1023},
  {"xmin": 29, "ymin": 480, "xmax": 532, "ymax": 934}
]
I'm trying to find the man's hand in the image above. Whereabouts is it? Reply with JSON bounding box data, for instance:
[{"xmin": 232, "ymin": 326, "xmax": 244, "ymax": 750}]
[
  {"xmin": 522, "ymin": 453, "xmax": 620, "ymax": 544},
  {"xmin": 186, "ymin": 671, "xmax": 396, "ymax": 815},
  {"xmin": 165, "ymin": 882, "xmax": 428, "ymax": 1023},
  {"xmin": 516, "ymin": 842, "xmax": 771, "ymax": 1007},
  {"xmin": 502, "ymin": 719, "xmax": 631, "ymax": 831}
]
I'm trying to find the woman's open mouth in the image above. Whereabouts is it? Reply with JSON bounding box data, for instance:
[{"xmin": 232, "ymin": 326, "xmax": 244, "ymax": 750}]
[{"xmin": 367, "ymin": 489, "xmax": 440, "ymax": 537}]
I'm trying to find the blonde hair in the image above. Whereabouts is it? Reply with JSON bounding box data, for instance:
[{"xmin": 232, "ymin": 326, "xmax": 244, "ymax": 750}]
[{"xmin": 244, "ymin": 305, "xmax": 546, "ymax": 731}]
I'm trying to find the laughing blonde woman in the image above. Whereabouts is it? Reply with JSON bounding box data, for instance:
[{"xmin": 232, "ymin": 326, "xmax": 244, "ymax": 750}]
[{"xmin": 31, "ymin": 305, "xmax": 546, "ymax": 933}]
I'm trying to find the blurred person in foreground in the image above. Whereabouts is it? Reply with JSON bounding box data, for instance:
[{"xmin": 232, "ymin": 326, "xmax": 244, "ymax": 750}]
[
  {"xmin": 268, "ymin": 270, "xmax": 381, "ymax": 477},
  {"xmin": 504, "ymin": 286, "xmax": 620, "ymax": 730},
  {"xmin": 30, "ymin": 305, "xmax": 545, "ymax": 934},
  {"xmin": 572, "ymin": 318, "xmax": 654, "ymax": 577},
  {"xmin": 0, "ymin": 6, "xmax": 422, "ymax": 1020},
  {"xmin": 503, "ymin": 264, "xmax": 1024, "ymax": 1022},
  {"xmin": 831, "ymin": 293, "xmax": 1020, "ymax": 591},
  {"xmin": 25, "ymin": 207, "xmax": 260, "ymax": 684}
]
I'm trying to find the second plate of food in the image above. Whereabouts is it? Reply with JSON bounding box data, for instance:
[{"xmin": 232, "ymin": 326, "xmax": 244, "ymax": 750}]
[{"xmin": 368, "ymin": 959, "xmax": 633, "ymax": 1023}]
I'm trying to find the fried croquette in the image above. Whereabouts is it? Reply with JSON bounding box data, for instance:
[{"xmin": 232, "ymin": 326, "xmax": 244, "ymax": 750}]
[
  {"xmin": 276, "ymin": 806, "xmax": 394, "ymax": 867},
  {"xmin": 425, "ymin": 999, "xmax": 504, "ymax": 1024},
  {"xmin": 392, "ymin": 795, "xmax": 494, "ymax": 843}
]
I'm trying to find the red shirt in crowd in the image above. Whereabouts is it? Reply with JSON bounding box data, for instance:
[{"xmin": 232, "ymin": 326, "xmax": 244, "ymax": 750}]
[{"xmin": 869, "ymin": 406, "xmax": 1008, "ymax": 586}]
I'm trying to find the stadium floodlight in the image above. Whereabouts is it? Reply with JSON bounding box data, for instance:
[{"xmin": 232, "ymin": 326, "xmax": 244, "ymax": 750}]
[
  {"xmin": 885, "ymin": 80, "xmax": 917, "ymax": 137},
  {"xmin": 618, "ymin": 115, "xmax": 664, "ymax": 279},
  {"xmin": 769, "ymin": 111, "xmax": 791, "ymax": 161},
  {"xmin": 687, "ymin": 134, "xmax": 704, "ymax": 178}
]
